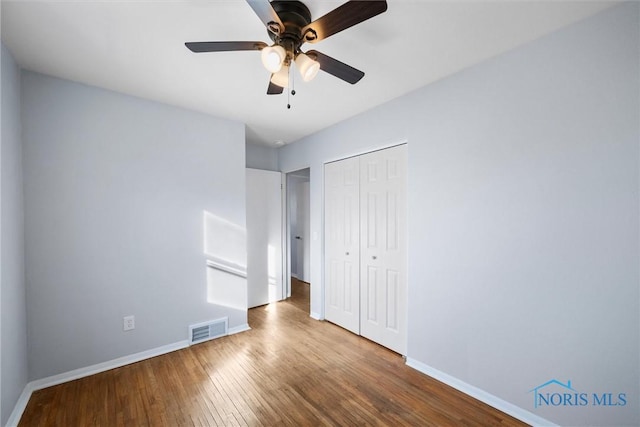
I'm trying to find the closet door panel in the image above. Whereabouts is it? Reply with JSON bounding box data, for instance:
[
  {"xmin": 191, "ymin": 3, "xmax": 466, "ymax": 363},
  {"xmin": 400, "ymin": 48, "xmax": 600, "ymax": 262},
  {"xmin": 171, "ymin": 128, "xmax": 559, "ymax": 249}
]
[
  {"xmin": 324, "ymin": 157, "xmax": 360, "ymax": 334},
  {"xmin": 359, "ymin": 145, "xmax": 407, "ymax": 354}
]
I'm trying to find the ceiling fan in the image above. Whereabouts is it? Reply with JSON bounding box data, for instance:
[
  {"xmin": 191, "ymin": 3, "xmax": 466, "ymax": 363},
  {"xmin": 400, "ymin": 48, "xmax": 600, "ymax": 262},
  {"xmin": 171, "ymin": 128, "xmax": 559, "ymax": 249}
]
[{"xmin": 185, "ymin": 0, "xmax": 388, "ymax": 95}]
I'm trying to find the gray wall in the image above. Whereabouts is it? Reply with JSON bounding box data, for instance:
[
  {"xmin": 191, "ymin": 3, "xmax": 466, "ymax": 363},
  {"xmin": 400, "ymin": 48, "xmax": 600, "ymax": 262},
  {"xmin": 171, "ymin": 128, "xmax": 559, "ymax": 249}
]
[
  {"xmin": 277, "ymin": 4, "xmax": 639, "ymax": 426},
  {"xmin": 245, "ymin": 141, "xmax": 279, "ymax": 171},
  {"xmin": 0, "ymin": 44, "xmax": 28, "ymax": 426},
  {"xmin": 22, "ymin": 71, "xmax": 247, "ymax": 380}
]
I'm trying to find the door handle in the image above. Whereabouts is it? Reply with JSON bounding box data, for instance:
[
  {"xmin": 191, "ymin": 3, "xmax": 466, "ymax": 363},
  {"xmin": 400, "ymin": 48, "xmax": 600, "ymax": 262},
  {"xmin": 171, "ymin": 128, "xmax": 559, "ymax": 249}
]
[
  {"xmin": 345, "ymin": 252, "xmax": 350, "ymax": 255},
  {"xmin": 295, "ymin": 236, "xmax": 301, "ymax": 239},
  {"xmin": 372, "ymin": 256, "xmax": 377, "ymax": 260}
]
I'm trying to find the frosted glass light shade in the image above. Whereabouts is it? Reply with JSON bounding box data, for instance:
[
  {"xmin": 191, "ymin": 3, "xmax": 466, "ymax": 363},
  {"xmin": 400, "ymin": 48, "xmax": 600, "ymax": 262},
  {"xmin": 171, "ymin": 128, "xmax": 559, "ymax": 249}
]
[
  {"xmin": 295, "ymin": 53, "xmax": 320, "ymax": 82},
  {"xmin": 261, "ymin": 45, "xmax": 286, "ymax": 73},
  {"xmin": 270, "ymin": 65, "xmax": 289, "ymax": 88}
]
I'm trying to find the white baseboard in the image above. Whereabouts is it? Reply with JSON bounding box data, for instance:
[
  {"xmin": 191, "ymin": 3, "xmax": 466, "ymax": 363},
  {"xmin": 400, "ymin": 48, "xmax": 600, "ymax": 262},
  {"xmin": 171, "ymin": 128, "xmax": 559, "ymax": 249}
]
[
  {"xmin": 33, "ymin": 340, "xmax": 190, "ymax": 391},
  {"xmin": 6, "ymin": 340, "xmax": 189, "ymax": 427},
  {"xmin": 405, "ymin": 358, "xmax": 557, "ymax": 427},
  {"xmin": 6, "ymin": 322, "xmax": 254, "ymax": 426},
  {"xmin": 310, "ymin": 311, "xmax": 322, "ymax": 320},
  {"xmin": 6, "ymin": 385, "xmax": 33, "ymax": 427},
  {"xmin": 228, "ymin": 323, "xmax": 251, "ymax": 335}
]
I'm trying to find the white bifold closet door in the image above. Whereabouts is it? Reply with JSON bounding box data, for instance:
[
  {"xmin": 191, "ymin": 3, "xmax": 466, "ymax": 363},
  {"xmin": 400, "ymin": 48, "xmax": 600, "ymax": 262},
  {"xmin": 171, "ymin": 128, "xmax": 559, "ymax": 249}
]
[{"xmin": 324, "ymin": 144, "xmax": 407, "ymax": 354}]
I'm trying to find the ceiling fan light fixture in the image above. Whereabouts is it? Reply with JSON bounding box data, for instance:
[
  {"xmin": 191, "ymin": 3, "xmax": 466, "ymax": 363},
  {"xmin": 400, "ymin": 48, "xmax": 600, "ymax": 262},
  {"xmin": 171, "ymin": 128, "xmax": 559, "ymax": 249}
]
[
  {"xmin": 271, "ymin": 64, "xmax": 290, "ymax": 88},
  {"xmin": 261, "ymin": 45, "xmax": 286, "ymax": 73},
  {"xmin": 295, "ymin": 52, "xmax": 320, "ymax": 82},
  {"xmin": 186, "ymin": 0, "xmax": 387, "ymax": 94}
]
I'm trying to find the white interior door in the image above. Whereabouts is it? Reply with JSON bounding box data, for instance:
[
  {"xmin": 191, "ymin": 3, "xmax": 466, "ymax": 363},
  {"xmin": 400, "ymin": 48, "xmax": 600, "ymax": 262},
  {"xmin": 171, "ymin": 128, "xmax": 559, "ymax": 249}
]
[
  {"xmin": 359, "ymin": 145, "xmax": 407, "ymax": 354},
  {"xmin": 246, "ymin": 168, "xmax": 283, "ymax": 308},
  {"xmin": 324, "ymin": 157, "xmax": 360, "ymax": 334}
]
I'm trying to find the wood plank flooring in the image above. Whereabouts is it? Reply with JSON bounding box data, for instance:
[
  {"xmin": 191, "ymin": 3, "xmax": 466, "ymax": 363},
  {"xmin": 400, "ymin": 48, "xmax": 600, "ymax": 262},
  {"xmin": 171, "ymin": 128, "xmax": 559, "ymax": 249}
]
[{"xmin": 19, "ymin": 278, "xmax": 528, "ymax": 426}]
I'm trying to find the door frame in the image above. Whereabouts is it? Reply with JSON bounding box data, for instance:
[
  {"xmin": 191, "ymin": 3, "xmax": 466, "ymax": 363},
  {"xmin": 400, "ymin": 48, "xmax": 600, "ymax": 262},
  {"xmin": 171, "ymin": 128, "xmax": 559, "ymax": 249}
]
[
  {"xmin": 280, "ymin": 139, "xmax": 407, "ymax": 320},
  {"xmin": 283, "ymin": 167, "xmax": 311, "ymax": 304}
]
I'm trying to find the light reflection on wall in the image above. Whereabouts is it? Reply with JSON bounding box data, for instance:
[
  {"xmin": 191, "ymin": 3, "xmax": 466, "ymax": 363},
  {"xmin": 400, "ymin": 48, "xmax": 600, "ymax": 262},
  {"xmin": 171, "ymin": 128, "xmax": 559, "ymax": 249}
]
[
  {"xmin": 203, "ymin": 211, "xmax": 247, "ymax": 311},
  {"xmin": 206, "ymin": 268, "xmax": 247, "ymax": 311},
  {"xmin": 204, "ymin": 211, "xmax": 247, "ymax": 269}
]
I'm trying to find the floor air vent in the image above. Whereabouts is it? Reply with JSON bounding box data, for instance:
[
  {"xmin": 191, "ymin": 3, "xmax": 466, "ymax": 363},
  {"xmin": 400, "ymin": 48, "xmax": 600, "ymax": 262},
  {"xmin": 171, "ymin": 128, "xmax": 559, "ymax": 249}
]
[{"xmin": 189, "ymin": 317, "xmax": 228, "ymax": 345}]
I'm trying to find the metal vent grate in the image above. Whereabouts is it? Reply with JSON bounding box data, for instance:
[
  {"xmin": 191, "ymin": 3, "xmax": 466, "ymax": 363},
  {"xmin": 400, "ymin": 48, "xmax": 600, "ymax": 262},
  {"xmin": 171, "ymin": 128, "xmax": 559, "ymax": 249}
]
[{"xmin": 189, "ymin": 317, "xmax": 228, "ymax": 345}]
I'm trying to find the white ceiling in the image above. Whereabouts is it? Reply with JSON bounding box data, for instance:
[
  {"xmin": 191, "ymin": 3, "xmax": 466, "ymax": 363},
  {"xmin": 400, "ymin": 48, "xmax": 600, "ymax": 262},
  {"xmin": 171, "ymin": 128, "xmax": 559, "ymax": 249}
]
[{"xmin": 1, "ymin": 0, "xmax": 615, "ymax": 147}]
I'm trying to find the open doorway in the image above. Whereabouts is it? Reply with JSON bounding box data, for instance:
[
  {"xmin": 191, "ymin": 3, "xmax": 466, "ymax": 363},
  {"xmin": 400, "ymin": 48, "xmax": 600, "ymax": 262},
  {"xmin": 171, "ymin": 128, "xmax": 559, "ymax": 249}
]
[{"xmin": 286, "ymin": 168, "xmax": 310, "ymax": 312}]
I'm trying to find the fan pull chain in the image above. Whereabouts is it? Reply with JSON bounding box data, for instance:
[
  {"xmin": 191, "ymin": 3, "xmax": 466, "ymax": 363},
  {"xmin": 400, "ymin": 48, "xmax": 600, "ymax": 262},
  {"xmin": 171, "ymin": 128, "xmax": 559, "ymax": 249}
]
[{"xmin": 287, "ymin": 65, "xmax": 296, "ymax": 109}]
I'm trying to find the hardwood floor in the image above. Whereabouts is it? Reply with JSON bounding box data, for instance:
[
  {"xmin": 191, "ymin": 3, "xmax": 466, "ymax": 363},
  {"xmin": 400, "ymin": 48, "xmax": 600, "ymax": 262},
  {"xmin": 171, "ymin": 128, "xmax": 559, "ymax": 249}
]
[
  {"xmin": 288, "ymin": 277, "xmax": 310, "ymax": 313},
  {"xmin": 19, "ymin": 279, "xmax": 528, "ymax": 426}
]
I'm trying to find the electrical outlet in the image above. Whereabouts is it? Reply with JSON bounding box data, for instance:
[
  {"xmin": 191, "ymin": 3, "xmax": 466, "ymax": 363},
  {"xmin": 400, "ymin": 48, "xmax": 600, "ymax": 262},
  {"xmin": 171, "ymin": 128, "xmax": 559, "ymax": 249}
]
[{"xmin": 123, "ymin": 315, "xmax": 135, "ymax": 331}]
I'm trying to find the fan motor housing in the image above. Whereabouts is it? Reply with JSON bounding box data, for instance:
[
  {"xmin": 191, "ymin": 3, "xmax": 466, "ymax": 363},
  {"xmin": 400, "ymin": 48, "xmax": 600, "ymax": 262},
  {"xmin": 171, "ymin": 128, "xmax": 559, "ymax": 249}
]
[{"xmin": 268, "ymin": 0, "xmax": 312, "ymax": 51}]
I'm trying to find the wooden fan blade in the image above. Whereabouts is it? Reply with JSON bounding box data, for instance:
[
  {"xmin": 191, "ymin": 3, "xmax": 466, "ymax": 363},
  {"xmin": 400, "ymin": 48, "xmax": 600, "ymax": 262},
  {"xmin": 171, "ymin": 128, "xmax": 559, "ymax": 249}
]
[
  {"xmin": 246, "ymin": 0, "xmax": 284, "ymax": 34},
  {"xmin": 302, "ymin": 0, "xmax": 387, "ymax": 44},
  {"xmin": 185, "ymin": 41, "xmax": 267, "ymax": 53},
  {"xmin": 307, "ymin": 50, "xmax": 364, "ymax": 84},
  {"xmin": 267, "ymin": 79, "xmax": 284, "ymax": 95}
]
